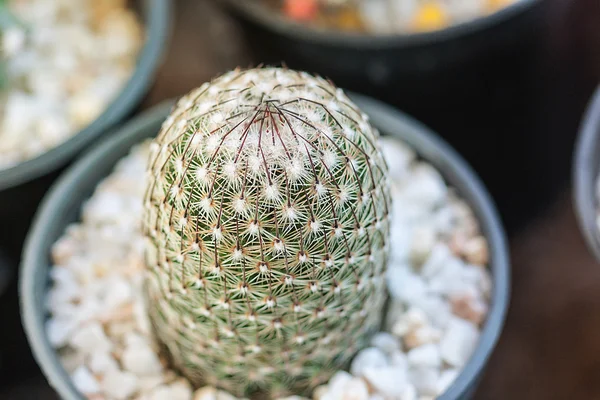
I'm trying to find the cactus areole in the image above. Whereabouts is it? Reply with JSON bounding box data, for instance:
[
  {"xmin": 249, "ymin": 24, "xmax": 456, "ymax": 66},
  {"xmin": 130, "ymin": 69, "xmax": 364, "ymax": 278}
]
[{"xmin": 142, "ymin": 68, "xmax": 391, "ymax": 397}]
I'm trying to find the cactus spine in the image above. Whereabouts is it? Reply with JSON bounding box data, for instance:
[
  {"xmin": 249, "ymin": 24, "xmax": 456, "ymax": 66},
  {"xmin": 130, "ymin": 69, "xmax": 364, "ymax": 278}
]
[{"xmin": 142, "ymin": 68, "xmax": 391, "ymax": 397}]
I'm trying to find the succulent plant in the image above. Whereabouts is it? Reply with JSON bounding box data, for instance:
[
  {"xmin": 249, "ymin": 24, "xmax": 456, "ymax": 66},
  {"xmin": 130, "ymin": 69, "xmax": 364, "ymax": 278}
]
[{"xmin": 142, "ymin": 67, "xmax": 391, "ymax": 397}]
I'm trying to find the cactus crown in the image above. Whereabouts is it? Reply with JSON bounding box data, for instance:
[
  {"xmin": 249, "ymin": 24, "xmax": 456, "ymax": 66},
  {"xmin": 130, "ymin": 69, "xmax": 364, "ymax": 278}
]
[{"xmin": 143, "ymin": 68, "xmax": 391, "ymax": 397}]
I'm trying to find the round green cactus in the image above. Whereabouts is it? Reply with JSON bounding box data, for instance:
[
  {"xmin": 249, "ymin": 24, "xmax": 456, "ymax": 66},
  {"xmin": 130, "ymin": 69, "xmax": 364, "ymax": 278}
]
[{"xmin": 142, "ymin": 67, "xmax": 391, "ymax": 397}]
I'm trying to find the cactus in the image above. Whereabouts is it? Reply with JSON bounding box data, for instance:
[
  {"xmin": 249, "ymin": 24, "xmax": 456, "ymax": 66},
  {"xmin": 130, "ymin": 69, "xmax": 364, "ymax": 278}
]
[{"xmin": 142, "ymin": 67, "xmax": 391, "ymax": 398}]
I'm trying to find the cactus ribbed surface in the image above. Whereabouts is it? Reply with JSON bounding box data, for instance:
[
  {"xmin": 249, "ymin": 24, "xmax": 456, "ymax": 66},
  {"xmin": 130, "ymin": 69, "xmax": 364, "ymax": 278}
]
[{"xmin": 142, "ymin": 68, "xmax": 391, "ymax": 397}]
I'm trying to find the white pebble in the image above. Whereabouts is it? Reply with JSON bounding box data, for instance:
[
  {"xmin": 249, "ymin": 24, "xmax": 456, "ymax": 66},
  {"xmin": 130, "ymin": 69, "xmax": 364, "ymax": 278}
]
[
  {"xmin": 391, "ymin": 307, "xmax": 428, "ymax": 337},
  {"xmin": 440, "ymin": 317, "xmax": 480, "ymax": 367},
  {"xmin": 102, "ymin": 369, "xmax": 139, "ymax": 400},
  {"xmin": 104, "ymin": 277, "xmax": 133, "ymax": 308},
  {"xmin": 69, "ymin": 322, "xmax": 112, "ymax": 354},
  {"xmin": 71, "ymin": 365, "xmax": 100, "ymax": 394},
  {"xmin": 193, "ymin": 386, "xmax": 237, "ymax": 400},
  {"xmin": 122, "ymin": 340, "xmax": 163, "ymax": 376},
  {"xmin": 409, "ymin": 367, "xmax": 439, "ymax": 396},
  {"xmin": 407, "ymin": 344, "xmax": 441, "ymax": 368},
  {"xmin": 362, "ymin": 366, "xmax": 409, "ymax": 399},
  {"xmin": 88, "ymin": 351, "xmax": 119, "ymax": 374},
  {"xmin": 370, "ymin": 332, "xmax": 401, "ymax": 354},
  {"xmin": 386, "ymin": 268, "xmax": 427, "ymax": 304},
  {"xmin": 437, "ymin": 369, "xmax": 459, "ymax": 395},
  {"xmin": 149, "ymin": 379, "xmax": 192, "ymax": 400},
  {"xmin": 409, "ymin": 225, "xmax": 437, "ymax": 264},
  {"xmin": 350, "ymin": 347, "xmax": 388, "ymax": 377},
  {"xmin": 46, "ymin": 317, "xmax": 78, "ymax": 347},
  {"xmin": 420, "ymin": 243, "xmax": 453, "ymax": 279}
]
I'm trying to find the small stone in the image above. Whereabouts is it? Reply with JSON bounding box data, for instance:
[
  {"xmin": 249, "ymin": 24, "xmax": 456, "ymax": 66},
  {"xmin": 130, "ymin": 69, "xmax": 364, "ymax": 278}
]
[
  {"xmin": 350, "ymin": 347, "xmax": 388, "ymax": 377},
  {"xmin": 69, "ymin": 322, "xmax": 112, "ymax": 354},
  {"xmin": 409, "ymin": 225, "xmax": 437, "ymax": 264},
  {"xmin": 399, "ymin": 384, "xmax": 418, "ymax": 400},
  {"xmin": 391, "ymin": 307, "xmax": 426, "ymax": 337},
  {"xmin": 328, "ymin": 371, "xmax": 353, "ymax": 394},
  {"xmin": 193, "ymin": 386, "xmax": 237, "ymax": 400},
  {"xmin": 440, "ymin": 317, "xmax": 480, "ymax": 367},
  {"xmin": 313, "ymin": 385, "xmax": 329, "ymax": 400},
  {"xmin": 436, "ymin": 369, "xmax": 459, "ymax": 395},
  {"xmin": 407, "ymin": 344, "xmax": 441, "ymax": 368},
  {"xmin": 370, "ymin": 332, "xmax": 400, "ymax": 354},
  {"xmin": 449, "ymin": 292, "xmax": 488, "ymax": 325},
  {"xmin": 342, "ymin": 378, "xmax": 370, "ymax": 400},
  {"xmin": 46, "ymin": 316, "xmax": 78, "ymax": 347},
  {"xmin": 403, "ymin": 325, "xmax": 442, "ymax": 349},
  {"xmin": 409, "ymin": 367, "xmax": 439, "ymax": 396},
  {"xmin": 463, "ymin": 236, "xmax": 489, "ymax": 265},
  {"xmin": 386, "ymin": 269, "xmax": 427, "ymax": 304},
  {"xmin": 60, "ymin": 349, "xmax": 86, "ymax": 374},
  {"xmin": 71, "ymin": 365, "xmax": 100, "ymax": 394},
  {"xmin": 88, "ymin": 351, "xmax": 119, "ymax": 374},
  {"xmin": 400, "ymin": 162, "xmax": 447, "ymax": 209},
  {"xmin": 420, "ymin": 243, "xmax": 452, "ymax": 279},
  {"xmin": 122, "ymin": 340, "xmax": 163, "ymax": 376},
  {"xmin": 362, "ymin": 366, "xmax": 409, "ymax": 398},
  {"xmin": 103, "ymin": 277, "xmax": 133, "ymax": 308},
  {"xmin": 2, "ymin": 27, "xmax": 26, "ymax": 56},
  {"xmin": 102, "ymin": 369, "xmax": 139, "ymax": 400},
  {"xmin": 138, "ymin": 376, "xmax": 166, "ymax": 392},
  {"xmin": 379, "ymin": 136, "xmax": 416, "ymax": 181},
  {"xmin": 411, "ymin": 295, "xmax": 452, "ymax": 329},
  {"xmin": 149, "ymin": 379, "xmax": 192, "ymax": 400},
  {"xmin": 389, "ymin": 351, "xmax": 409, "ymax": 371},
  {"xmin": 276, "ymin": 397, "xmax": 310, "ymax": 400}
]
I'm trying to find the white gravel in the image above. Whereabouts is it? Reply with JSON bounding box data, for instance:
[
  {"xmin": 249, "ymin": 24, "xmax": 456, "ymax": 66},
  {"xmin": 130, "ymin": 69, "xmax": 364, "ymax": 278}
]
[
  {"xmin": 47, "ymin": 135, "xmax": 493, "ymax": 400},
  {"xmin": 0, "ymin": 0, "xmax": 143, "ymax": 170}
]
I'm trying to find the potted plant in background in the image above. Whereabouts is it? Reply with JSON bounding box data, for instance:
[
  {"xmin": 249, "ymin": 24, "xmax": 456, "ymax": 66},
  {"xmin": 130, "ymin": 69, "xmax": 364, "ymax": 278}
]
[
  {"xmin": 0, "ymin": 0, "xmax": 171, "ymax": 261},
  {"xmin": 21, "ymin": 67, "xmax": 509, "ymax": 400}
]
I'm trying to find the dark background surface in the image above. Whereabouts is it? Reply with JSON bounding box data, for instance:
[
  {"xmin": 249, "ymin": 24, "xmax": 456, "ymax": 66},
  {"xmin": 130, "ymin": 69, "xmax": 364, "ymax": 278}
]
[{"xmin": 1, "ymin": 0, "xmax": 600, "ymax": 398}]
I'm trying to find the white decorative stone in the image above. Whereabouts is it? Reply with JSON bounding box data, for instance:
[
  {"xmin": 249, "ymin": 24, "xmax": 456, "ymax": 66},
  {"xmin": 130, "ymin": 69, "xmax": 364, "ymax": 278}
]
[
  {"xmin": 46, "ymin": 316, "xmax": 78, "ymax": 347},
  {"xmin": 88, "ymin": 351, "xmax": 119, "ymax": 374},
  {"xmin": 408, "ymin": 367, "xmax": 439, "ymax": 396},
  {"xmin": 102, "ymin": 369, "xmax": 139, "ymax": 400},
  {"xmin": 350, "ymin": 347, "xmax": 388, "ymax": 377},
  {"xmin": 362, "ymin": 366, "xmax": 409, "ymax": 399},
  {"xmin": 122, "ymin": 340, "xmax": 163, "ymax": 376},
  {"xmin": 407, "ymin": 344, "xmax": 441, "ymax": 368},
  {"xmin": 391, "ymin": 307, "xmax": 428, "ymax": 337},
  {"xmin": 149, "ymin": 379, "xmax": 192, "ymax": 400},
  {"xmin": 71, "ymin": 366, "xmax": 100, "ymax": 394},
  {"xmin": 436, "ymin": 369, "xmax": 459, "ymax": 395},
  {"xmin": 69, "ymin": 322, "xmax": 112, "ymax": 354},
  {"xmin": 370, "ymin": 332, "xmax": 400, "ymax": 355},
  {"xmin": 387, "ymin": 269, "xmax": 427, "ymax": 304},
  {"xmin": 440, "ymin": 317, "xmax": 480, "ymax": 367},
  {"xmin": 409, "ymin": 225, "xmax": 437, "ymax": 264}
]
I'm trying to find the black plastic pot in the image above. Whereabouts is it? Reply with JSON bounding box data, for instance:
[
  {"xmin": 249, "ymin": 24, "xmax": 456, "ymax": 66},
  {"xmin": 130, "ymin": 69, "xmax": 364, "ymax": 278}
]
[
  {"xmin": 218, "ymin": 0, "xmax": 541, "ymax": 92},
  {"xmin": 574, "ymin": 85, "xmax": 600, "ymax": 261},
  {"xmin": 0, "ymin": 0, "xmax": 172, "ymax": 261},
  {"xmin": 21, "ymin": 95, "xmax": 509, "ymax": 399}
]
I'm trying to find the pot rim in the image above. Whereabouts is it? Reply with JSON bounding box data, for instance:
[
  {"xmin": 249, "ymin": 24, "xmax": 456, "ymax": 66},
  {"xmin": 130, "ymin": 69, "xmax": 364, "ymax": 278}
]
[
  {"xmin": 574, "ymin": 85, "xmax": 600, "ymax": 261},
  {"xmin": 218, "ymin": 0, "xmax": 540, "ymax": 49},
  {"xmin": 0, "ymin": 0, "xmax": 173, "ymax": 192},
  {"xmin": 21, "ymin": 95, "xmax": 510, "ymax": 400}
]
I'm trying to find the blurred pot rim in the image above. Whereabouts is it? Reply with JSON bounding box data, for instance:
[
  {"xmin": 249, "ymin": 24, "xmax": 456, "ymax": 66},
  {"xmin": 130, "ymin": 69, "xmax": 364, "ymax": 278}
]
[
  {"xmin": 574, "ymin": 85, "xmax": 600, "ymax": 261},
  {"xmin": 218, "ymin": 0, "xmax": 541, "ymax": 49},
  {"xmin": 0, "ymin": 0, "xmax": 173, "ymax": 192}
]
